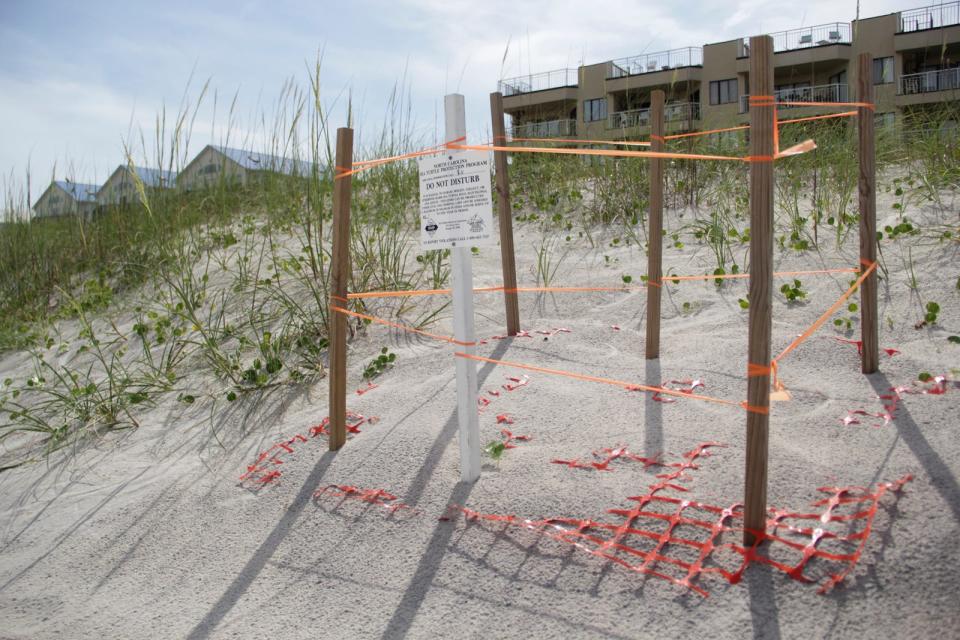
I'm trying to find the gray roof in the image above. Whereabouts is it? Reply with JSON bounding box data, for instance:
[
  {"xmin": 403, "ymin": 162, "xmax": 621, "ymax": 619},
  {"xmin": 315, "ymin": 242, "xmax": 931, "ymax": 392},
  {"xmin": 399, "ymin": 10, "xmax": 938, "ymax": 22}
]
[
  {"xmin": 213, "ymin": 145, "xmax": 317, "ymax": 176},
  {"xmin": 54, "ymin": 180, "xmax": 100, "ymax": 203},
  {"xmin": 128, "ymin": 166, "xmax": 177, "ymax": 188}
]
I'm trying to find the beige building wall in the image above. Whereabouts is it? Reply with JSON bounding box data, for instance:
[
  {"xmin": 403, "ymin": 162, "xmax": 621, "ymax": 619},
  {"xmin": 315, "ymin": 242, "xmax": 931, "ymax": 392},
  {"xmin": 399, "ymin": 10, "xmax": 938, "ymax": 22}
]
[
  {"xmin": 852, "ymin": 13, "xmax": 900, "ymax": 113},
  {"xmin": 578, "ymin": 62, "xmax": 610, "ymax": 139},
  {"xmin": 178, "ymin": 146, "xmax": 248, "ymax": 191},
  {"xmin": 499, "ymin": 3, "xmax": 958, "ymax": 142},
  {"xmin": 701, "ymin": 39, "xmax": 743, "ymax": 129},
  {"xmin": 97, "ymin": 168, "xmax": 139, "ymax": 207},
  {"xmin": 33, "ymin": 183, "xmax": 96, "ymax": 219}
]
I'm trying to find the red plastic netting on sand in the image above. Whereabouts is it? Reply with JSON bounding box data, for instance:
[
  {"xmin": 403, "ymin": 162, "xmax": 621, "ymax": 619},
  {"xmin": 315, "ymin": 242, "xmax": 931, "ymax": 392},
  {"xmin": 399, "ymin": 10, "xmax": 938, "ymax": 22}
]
[{"xmin": 445, "ymin": 443, "xmax": 911, "ymax": 597}]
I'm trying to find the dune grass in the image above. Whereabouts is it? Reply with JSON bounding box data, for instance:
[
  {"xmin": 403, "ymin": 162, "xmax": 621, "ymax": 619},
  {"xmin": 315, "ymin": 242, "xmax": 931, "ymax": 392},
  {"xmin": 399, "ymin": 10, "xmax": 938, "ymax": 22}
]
[{"xmin": 0, "ymin": 70, "xmax": 957, "ymax": 464}]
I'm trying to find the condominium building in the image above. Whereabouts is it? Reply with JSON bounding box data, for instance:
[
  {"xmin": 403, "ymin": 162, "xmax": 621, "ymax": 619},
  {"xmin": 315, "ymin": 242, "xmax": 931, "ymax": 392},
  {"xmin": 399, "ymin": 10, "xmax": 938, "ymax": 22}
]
[{"xmin": 498, "ymin": 2, "xmax": 959, "ymax": 140}]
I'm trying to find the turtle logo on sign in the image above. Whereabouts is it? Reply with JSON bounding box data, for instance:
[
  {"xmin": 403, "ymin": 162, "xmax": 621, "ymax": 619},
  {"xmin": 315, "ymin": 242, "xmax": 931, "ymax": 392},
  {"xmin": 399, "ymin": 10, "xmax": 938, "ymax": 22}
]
[
  {"xmin": 468, "ymin": 214, "xmax": 485, "ymax": 233},
  {"xmin": 424, "ymin": 218, "xmax": 438, "ymax": 236}
]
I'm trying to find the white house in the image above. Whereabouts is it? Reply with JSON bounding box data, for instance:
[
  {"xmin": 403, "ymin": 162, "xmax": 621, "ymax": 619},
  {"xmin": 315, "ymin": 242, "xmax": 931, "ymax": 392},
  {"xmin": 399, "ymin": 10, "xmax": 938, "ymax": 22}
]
[
  {"xmin": 96, "ymin": 165, "xmax": 176, "ymax": 207},
  {"xmin": 177, "ymin": 145, "xmax": 317, "ymax": 190},
  {"xmin": 33, "ymin": 180, "xmax": 100, "ymax": 218}
]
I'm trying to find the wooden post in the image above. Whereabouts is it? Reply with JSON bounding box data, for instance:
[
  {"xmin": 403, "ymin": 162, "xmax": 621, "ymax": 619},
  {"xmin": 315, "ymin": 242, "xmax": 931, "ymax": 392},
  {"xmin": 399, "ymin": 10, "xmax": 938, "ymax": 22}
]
[
  {"xmin": 858, "ymin": 52, "xmax": 879, "ymax": 374},
  {"xmin": 446, "ymin": 94, "xmax": 482, "ymax": 482},
  {"xmin": 743, "ymin": 35, "xmax": 774, "ymax": 546},
  {"xmin": 490, "ymin": 91, "xmax": 521, "ymax": 336},
  {"xmin": 328, "ymin": 127, "xmax": 353, "ymax": 451},
  {"xmin": 645, "ymin": 90, "xmax": 665, "ymax": 359}
]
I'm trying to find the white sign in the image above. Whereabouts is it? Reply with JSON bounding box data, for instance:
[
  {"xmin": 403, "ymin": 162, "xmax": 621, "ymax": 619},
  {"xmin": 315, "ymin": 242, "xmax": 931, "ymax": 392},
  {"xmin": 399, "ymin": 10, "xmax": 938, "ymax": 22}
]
[{"xmin": 418, "ymin": 149, "xmax": 493, "ymax": 249}]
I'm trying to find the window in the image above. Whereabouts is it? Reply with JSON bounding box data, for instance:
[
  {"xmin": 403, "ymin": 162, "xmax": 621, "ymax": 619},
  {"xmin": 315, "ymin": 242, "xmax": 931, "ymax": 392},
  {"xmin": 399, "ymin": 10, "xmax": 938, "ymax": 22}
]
[
  {"xmin": 828, "ymin": 70, "xmax": 847, "ymax": 86},
  {"xmin": 583, "ymin": 98, "xmax": 607, "ymax": 122},
  {"xmin": 875, "ymin": 112, "xmax": 895, "ymax": 129},
  {"xmin": 709, "ymin": 79, "xmax": 738, "ymax": 105},
  {"xmin": 873, "ymin": 57, "xmax": 894, "ymax": 84},
  {"xmin": 199, "ymin": 163, "xmax": 221, "ymax": 175}
]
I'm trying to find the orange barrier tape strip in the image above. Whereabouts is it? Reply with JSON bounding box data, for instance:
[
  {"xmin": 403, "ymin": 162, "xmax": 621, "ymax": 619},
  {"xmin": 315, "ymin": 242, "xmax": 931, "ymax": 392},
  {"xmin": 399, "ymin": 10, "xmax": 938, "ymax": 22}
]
[
  {"xmin": 776, "ymin": 101, "xmax": 875, "ymax": 110},
  {"xmin": 774, "ymin": 107, "xmax": 780, "ymax": 156},
  {"xmin": 347, "ymin": 268, "xmax": 860, "ymax": 300},
  {"xmin": 449, "ymin": 142, "xmax": 745, "ymax": 163},
  {"xmin": 771, "ymin": 260, "xmax": 877, "ymax": 372},
  {"xmin": 777, "ymin": 139, "xmax": 818, "ymax": 158},
  {"xmin": 353, "ymin": 136, "xmax": 466, "ymax": 168},
  {"xmin": 779, "ymin": 111, "xmax": 858, "ymax": 125},
  {"xmin": 495, "ymin": 134, "xmax": 651, "ymax": 148},
  {"xmin": 453, "ymin": 352, "xmax": 754, "ymax": 411},
  {"xmin": 335, "ymin": 137, "xmax": 467, "ymax": 180},
  {"xmin": 659, "ymin": 111, "xmax": 856, "ymax": 144},
  {"xmin": 664, "ymin": 125, "xmax": 750, "ymax": 140},
  {"xmin": 330, "ymin": 305, "xmax": 475, "ymax": 346},
  {"xmin": 665, "ymin": 267, "xmax": 858, "ymax": 283},
  {"xmin": 346, "ymin": 285, "xmax": 647, "ymax": 300},
  {"xmin": 747, "ymin": 362, "xmax": 772, "ymax": 377}
]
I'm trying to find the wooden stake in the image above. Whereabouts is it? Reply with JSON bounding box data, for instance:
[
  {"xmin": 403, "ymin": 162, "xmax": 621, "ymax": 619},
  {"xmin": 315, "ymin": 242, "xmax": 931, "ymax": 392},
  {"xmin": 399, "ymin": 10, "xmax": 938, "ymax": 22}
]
[
  {"xmin": 645, "ymin": 90, "xmax": 665, "ymax": 360},
  {"xmin": 328, "ymin": 127, "xmax": 353, "ymax": 451},
  {"xmin": 490, "ymin": 91, "xmax": 521, "ymax": 336},
  {"xmin": 858, "ymin": 52, "xmax": 879, "ymax": 374},
  {"xmin": 743, "ymin": 35, "xmax": 774, "ymax": 546},
  {"xmin": 446, "ymin": 94, "xmax": 481, "ymax": 482}
]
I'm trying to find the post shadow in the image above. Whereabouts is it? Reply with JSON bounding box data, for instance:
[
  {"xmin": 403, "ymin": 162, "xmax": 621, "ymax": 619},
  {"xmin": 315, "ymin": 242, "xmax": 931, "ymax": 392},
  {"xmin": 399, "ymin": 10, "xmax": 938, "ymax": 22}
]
[
  {"xmin": 185, "ymin": 450, "xmax": 338, "ymax": 640},
  {"xmin": 868, "ymin": 373, "xmax": 960, "ymax": 525},
  {"xmin": 377, "ymin": 340, "xmax": 509, "ymax": 639},
  {"xmin": 644, "ymin": 358, "xmax": 663, "ymax": 458},
  {"xmin": 378, "ymin": 480, "xmax": 474, "ymax": 640},
  {"xmin": 746, "ymin": 563, "xmax": 782, "ymax": 640}
]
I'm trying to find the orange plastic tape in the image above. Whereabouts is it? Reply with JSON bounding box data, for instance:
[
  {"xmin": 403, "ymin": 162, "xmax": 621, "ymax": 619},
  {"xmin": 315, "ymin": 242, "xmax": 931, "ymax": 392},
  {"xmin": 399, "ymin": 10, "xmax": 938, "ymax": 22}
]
[
  {"xmin": 772, "ymin": 261, "xmax": 877, "ymax": 368},
  {"xmin": 664, "ymin": 125, "xmax": 750, "ymax": 140},
  {"xmin": 449, "ymin": 142, "xmax": 744, "ymax": 163},
  {"xmin": 335, "ymin": 137, "xmax": 467, "ymax": 180},
  {"xmin": 777, "ymin": 101, "xmax": 875, "ymax": 111},
  {"xmin": 495, "ymin": 134, "xmax": 651, "ymax": 148},
  {"xmin": 747, "ymin": 362, "xmax": 772, "ymax": 377},
  {"xmin": 347, "ymin": 268, "xmax": 860, "ymax": 300},
  {"xmin": 346, "ymin": 285, "xmax": 646, "ymax": 300},
  {"xmin": 454, "ymin": 351, "xmax": 746, "ymax": 410},
  {"xmin": 330, "ymin": 305, "xmax": 475, "ymax": 346},
  {"xmin": 659, "ymin": 111, "xmax": 856, "ymax": 144},
  {"xmin": 353, "ymin": 136, "xmax": 466, "ymax": 168},
  {"xmin": 779, "ymin": 111, "xmax": 858, "ymax": 125}
]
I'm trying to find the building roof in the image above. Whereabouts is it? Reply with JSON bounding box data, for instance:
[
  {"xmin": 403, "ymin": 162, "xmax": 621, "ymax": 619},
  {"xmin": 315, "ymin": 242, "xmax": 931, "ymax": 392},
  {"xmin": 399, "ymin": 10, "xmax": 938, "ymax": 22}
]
[
  {"xmin": 53, "ymin": 180, "xmax": 100, "ymax": 203},
  {"xmin": 126, "ymin": 166, "xmax": 177, "ymax": 188},
  {"xmin": 213, "ymin": 145, "xmax": 317, "ymax": 176}
]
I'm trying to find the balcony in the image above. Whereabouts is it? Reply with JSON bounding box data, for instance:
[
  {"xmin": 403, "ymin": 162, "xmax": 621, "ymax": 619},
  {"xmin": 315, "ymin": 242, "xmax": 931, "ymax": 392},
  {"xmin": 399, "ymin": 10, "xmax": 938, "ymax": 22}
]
[
  {"xmin": 898, "ymin": 1, "xmax": 960, "ymax": 32},
  {"xmin": 609, "ymin": 47, "xmax": 703, "ymax": 78},
  {"xmin": 607, "ymin": 102, "xmax": 701, "ymax": 129},
  {"xmin": 739, "ymin": 23, "xmax": 851, "ymax": 56},
  {"xmin": 738, "ymin": 83, "xmax": 849, "ymax": 114},
  {"xmin": 899, "ymin": 67, "xmax": 960, "ymax": 94},
  {"xmin": 509, "ymin": 118, "xmax": 577, "ymax": 139},
  {"xmin": 498, "ymin": 69, "xmax": 578, "ymax": 96}
]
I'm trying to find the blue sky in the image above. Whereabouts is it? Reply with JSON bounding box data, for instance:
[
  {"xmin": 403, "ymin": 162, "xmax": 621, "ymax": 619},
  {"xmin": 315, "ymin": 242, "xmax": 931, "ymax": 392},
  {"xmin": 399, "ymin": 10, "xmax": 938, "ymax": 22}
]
[{"xmin": 0, "ymin": 0, "xmax": 907, "ymax": 207}]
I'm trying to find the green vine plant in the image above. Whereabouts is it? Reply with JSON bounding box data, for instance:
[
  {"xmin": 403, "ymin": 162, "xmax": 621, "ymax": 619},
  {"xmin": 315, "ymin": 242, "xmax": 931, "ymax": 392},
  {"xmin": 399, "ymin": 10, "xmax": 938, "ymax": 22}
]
[{"xmin": 363, "ymin": 347, "xmax": 396, "ymax": 380}]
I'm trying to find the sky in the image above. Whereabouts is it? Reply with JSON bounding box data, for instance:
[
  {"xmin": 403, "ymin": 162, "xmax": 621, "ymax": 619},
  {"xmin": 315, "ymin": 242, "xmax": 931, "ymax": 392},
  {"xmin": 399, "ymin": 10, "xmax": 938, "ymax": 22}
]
[{"xmin": 0, "ymin": 0, "xmax": 909, "ymax": 208}]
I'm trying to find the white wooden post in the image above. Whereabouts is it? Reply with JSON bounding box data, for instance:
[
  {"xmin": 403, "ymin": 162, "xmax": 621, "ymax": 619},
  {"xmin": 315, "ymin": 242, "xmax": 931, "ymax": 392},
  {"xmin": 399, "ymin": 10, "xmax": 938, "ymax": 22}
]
[{"xmin": 445, "ymin": 93, "xmax": 481, "ymax": 482}]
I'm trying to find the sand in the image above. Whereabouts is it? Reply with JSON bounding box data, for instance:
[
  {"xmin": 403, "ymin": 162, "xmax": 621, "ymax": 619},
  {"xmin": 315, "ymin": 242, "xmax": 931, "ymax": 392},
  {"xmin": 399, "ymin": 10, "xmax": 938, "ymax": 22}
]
[{"xmin": 1, "ymin": 185, "xmax": 958, "ymax": 639}]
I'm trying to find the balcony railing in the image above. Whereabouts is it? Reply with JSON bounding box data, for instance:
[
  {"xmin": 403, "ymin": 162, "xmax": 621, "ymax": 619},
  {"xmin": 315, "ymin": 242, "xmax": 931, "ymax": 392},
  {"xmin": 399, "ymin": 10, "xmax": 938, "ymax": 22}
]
[
  {"xmin": 509, "ymin": 118, "xmax": 577, "ymax": 138},
  {"xmin": 898, "ymin": 1, "xmax": 960, "ymax": 32},
  {"xmin": 607, "ymin": 102, "xmax": 701, "ymax": 129},
  {"xmin": 739, "ymin": 23, "xmax": 851, "ymax": 56},
  {"xmin": 738, "ymin": 83, "xmax": 849, "ymax": 113},
  {"xmin": 899, "ymin": 67, "xmax": 960, "ymax": 94},
  {"xmin": 498, "ymin": 69, "xmax": 578, "ymax": 96},
  {"xmin": 608, "ymin": 47, "xmax": 703, "ymax": 78}
]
